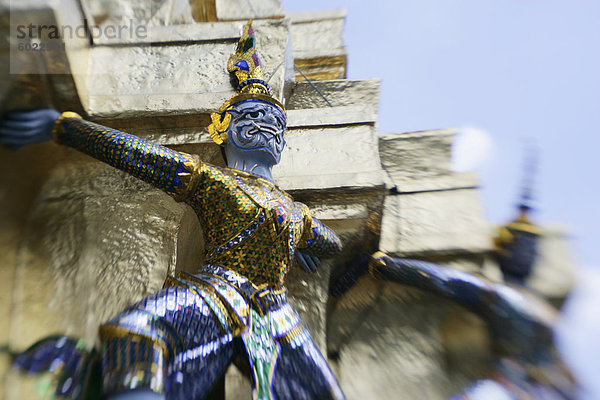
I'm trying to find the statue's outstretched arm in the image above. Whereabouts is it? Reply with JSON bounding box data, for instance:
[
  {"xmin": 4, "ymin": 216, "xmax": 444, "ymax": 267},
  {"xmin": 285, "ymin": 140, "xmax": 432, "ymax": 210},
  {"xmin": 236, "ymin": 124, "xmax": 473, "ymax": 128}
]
[
  {"xmin": 368, "ymin": 253, "xmax": 558, "ymax": 333},
  {"xmin": 1, "ymin": 109, "xmax": 199, "ymax": 201},
  {"xmin": 332, "ymin": 251, "xmax": 555, "ymax": 340},
  {"xmin": 367, "ymin": 252, "xmax": 496, "ymax": 311},
  {"xmin": 106, "ymin": 390, "xmax": 165, "ymax": 400},
  {"xmin": 52, "ymin": 112, "xmax": 200, "ymax": 200}
]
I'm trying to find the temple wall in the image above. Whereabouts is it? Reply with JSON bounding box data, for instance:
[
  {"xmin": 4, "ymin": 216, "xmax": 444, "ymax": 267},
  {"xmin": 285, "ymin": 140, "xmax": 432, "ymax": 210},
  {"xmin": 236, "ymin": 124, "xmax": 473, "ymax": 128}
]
[{"xmin": 329, "ymin": 280, "xmax": 491, "ymax": 400}]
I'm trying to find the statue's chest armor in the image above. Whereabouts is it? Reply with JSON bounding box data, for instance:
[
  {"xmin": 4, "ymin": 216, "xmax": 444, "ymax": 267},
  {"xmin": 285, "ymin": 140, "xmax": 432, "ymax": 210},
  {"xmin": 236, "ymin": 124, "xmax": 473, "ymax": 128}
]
[
  {"xmin": 233, "ymin": 175, "xmax": 303, "ymax": 234},
  {"xmin": 204, "ymin": 173, "xmax": 305, "ymax": 289}
]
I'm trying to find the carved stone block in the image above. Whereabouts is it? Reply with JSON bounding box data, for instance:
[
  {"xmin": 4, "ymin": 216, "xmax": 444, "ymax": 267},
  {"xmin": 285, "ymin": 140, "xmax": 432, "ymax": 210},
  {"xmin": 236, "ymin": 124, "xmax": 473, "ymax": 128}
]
[
  {"xmin": 380, "ymin": 188, "xmax": 492, "ymax": 256},
  {"xmin": 9, "ymin": 160, "xmax": 198, "ymax": 350}
]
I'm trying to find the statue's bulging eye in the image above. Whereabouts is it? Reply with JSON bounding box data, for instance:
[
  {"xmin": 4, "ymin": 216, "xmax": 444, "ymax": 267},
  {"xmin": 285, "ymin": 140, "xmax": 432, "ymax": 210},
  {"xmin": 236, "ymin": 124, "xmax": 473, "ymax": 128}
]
[
  {"xmin": 248, "ymin": 110, "xmax": 262, "ymax": 119},
  {"xmin": 275, "ymin": 115, "xmax": 286, "ymax": 130}
]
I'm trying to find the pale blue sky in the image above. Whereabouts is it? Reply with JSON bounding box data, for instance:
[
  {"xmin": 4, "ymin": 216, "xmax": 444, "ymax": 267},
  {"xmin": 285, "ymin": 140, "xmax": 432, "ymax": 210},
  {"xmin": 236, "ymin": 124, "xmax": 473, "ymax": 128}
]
[{"xmin": 283, "ymin": 0, "xmax": 600, "ymax": 268}]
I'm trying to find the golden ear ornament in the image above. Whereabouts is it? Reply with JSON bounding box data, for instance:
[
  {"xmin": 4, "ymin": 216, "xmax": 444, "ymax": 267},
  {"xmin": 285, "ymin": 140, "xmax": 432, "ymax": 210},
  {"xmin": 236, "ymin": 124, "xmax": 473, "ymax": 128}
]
[{"xmin": 208, "ymin": 112, "xmax": 232, "ymax": 145}]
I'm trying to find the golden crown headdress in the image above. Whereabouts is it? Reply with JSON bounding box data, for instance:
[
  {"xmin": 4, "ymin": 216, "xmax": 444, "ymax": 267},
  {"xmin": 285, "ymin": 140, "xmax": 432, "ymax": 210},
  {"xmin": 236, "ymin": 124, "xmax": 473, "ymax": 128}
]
[{"xmin": 208, "ymin": 20, "xmax": 286, "ymax": 145}]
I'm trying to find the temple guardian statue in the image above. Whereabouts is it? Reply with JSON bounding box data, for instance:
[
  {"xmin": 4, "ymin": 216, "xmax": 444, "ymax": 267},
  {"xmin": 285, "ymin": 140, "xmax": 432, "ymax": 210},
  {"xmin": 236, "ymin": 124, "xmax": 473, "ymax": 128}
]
[{"xmin": 3, "ymin": 22, "xmax": 345, "ymax": 400}]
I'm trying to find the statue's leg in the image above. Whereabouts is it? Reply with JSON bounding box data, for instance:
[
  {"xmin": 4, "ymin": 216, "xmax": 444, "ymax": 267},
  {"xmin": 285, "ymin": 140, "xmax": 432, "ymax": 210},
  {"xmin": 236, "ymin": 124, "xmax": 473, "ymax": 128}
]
[
  {"xmin": 100, "ymin": 285, "xmax": 236, "ymax": 400},
  {"xmin": 106, "ymin": 390, "xmax": 165, "ymax": 400},
  {"xmin": 271, "ymin": 331, "xmax": 345, "ymax": 400}
]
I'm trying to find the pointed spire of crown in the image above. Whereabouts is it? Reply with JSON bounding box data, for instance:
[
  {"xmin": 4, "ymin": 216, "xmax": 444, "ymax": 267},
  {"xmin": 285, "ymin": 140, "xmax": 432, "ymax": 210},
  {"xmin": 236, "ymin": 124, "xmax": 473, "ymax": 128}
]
[
  {"xmin": 516, "ymin": 142, "xmax": 539, "ymax": 218},
  {"xmin": 226, "ymin": 20, "xmax": 271, "ymax": 96}
]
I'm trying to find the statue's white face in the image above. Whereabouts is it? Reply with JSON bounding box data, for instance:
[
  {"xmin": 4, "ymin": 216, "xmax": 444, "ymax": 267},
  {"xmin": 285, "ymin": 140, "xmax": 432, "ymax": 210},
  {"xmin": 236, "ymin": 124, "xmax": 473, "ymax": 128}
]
[{"xmin": 226, "ymin": 100, "xmax": 286, "ymax": 164}]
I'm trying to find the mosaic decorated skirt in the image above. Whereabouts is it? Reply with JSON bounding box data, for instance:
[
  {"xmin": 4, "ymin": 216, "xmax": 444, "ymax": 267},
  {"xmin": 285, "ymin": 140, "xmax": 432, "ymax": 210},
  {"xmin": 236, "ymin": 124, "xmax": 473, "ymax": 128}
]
[{"xmin": 15, "ymin": 265, "xmax": 345, "ymax": 400}]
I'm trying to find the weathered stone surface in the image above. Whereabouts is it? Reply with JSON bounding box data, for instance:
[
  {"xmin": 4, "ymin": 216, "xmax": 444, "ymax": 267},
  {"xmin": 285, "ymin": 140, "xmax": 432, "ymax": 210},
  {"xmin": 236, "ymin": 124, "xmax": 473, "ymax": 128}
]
[
  {"xmin": 526, "ymin": 226, "xmax": 576, "ymax": 300},
  {"xmin": 286, "ymin": 259, "xmax": 334, "ymax": 352},
  {"xmin": 86, "ymin": 19, "xmax": 292, "ymax": 118},
  {"xmin": 0, "ymin": 144, "xmax": 69, "ymax": 348},
  {"xmin": 81, "ymin": 0, "xmax": 194, "ymax": 28},
  {"xmin": 215, "ymin": 0, "xmax": 283, "ymax": 20},
  {"xmin": 0, "ymin": 144, "xmax": 71, "ymax": 400},
  {"xmin": 287, "ymin": 79, "xmax": 380, "ymax": 110},
  {"xmin": 0, "ymin": 235, "xmax": 16, "ymax": 339},
  {"xmin": 391, "ymin": 171, "xmax": 478, "ymax": 193},
  {"xmin": 0, "ymin": 354, "xmax": 8, "ymax": 400},
  {"xmin": 0, "ymin": 1, "xmax": 85, "ymax": 111},
  {"xmin": 0, "ymin": 144, "xmax": 64, "ymax": 400},
  {"xmin": 273, "ymin": 124, "xmax": 385, "ymax": 191},
  {"xmin": 289, "ymin": 9, "xmax": 345, "ymax": 59},
  {"xmin": 87, "ymin": 41, "xmax": 235, "ymax": 116},
  {"xmin": 287, "ymin": 105, "xmax": 377, "ymax": 127},
  {"xmin": 329, "ymin": 277, "xmax": 485, "ymax": 400},
  {"xmin": 273, "ymin": 78, "xmax": 384, "ymax": 191},
  {"xmin": 93, "ymin": 22, "xmax": 242, "ymax": 45},
  {"xmin": 291, "ymin": 188, "xmax": 387, "ymax": 349},
  {"xmin": 288, "ymin": 8, "xmax": 346, "ymax": 24},
  {"xmin": 8, "ymin": 158, "xmax": 196, "ymax": 351},
  {"xmin": 377, "ymin": 130, "xmax": 491, "ymax": 258},
  {"xmin": 379, "ymin": 130, "xmax": 456, "ymax": 179},
  {"xmin": 380, "ymin": 188, "xmax": 492, "ymax": 256},
  {"xmin": 4, "ymin": 366, "xmax": 41, "ymax": 400},
  {"xmin": 89, "ymin": 114, "xmax": 215, "ymax": 146},
  {"xmin": 225, "ymin": 365, "xmax": 252, "ymax": 400},
  {"xmin": 57, "ymin": 0, "xmax": 92, "ymax": 111},
  {"xmin": 309, "ymin": 203, "xmax": 368, "ymax": 221},
  {"xmin": 288, "ymin": 9, "xmax": 346, "ymax": 80}
]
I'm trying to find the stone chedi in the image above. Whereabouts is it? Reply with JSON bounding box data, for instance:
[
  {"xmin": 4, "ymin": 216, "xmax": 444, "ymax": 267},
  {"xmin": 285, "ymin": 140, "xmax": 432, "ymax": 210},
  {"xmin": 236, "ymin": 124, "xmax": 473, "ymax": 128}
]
[{"xmin": 0, "ymin": 1, "xmax": 574, "ymax": 399}]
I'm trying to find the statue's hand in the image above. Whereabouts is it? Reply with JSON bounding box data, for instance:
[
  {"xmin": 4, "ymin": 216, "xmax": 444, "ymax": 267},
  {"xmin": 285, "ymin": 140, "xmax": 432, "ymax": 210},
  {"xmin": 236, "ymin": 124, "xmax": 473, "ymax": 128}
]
[
  {"xmin": 296, "ymin": 251, "xmax": 321, "ymax": 273},
  {"xmin": 0, "ymin": 108, "xmax": 60, "ymax": 149}
]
